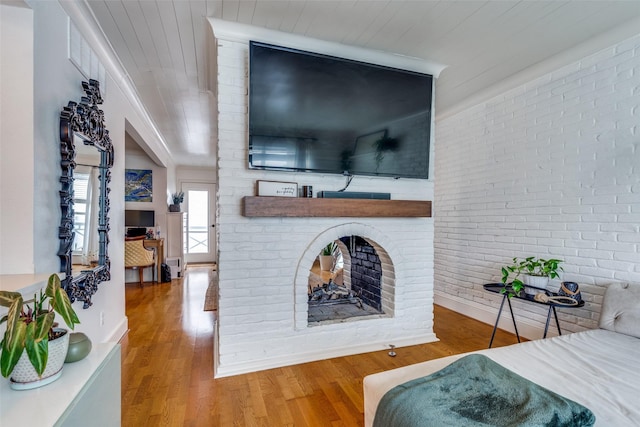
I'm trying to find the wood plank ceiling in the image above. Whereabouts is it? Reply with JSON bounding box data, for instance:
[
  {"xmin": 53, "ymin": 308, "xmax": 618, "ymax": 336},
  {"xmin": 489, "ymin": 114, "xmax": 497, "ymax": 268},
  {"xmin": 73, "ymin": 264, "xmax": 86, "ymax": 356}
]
[{"xmin": 87, "ymin": 1, "xmax": 640, "ymax": 167}]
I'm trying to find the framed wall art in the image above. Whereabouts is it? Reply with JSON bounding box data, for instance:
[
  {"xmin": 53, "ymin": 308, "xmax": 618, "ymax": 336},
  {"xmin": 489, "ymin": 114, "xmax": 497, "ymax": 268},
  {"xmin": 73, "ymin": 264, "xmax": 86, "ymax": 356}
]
[{"xmin": 124, "ymin": 169, "xmax": 152, "ymax": 202}]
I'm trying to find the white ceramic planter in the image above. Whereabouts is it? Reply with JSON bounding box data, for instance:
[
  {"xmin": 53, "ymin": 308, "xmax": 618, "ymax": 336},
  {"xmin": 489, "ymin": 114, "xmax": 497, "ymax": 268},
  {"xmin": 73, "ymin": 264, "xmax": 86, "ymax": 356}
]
[
  {"xmin": 523, "ymin": 274, "xmax": 549, "ymax": 295},
  {"xmin": 10, "ymin": 328, "xmax": 69, "ymax": 390},
  {"xmin": 319, "ymin": 255, "xmax": 334, "ymax": 271}
]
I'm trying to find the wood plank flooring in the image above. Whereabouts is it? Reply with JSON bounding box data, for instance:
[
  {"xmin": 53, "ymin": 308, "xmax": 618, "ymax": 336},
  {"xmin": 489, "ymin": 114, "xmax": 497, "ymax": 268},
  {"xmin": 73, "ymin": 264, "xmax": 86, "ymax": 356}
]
[{"xmin": 121, "ymin": 267, "xmax": 520, "ymax": 426}]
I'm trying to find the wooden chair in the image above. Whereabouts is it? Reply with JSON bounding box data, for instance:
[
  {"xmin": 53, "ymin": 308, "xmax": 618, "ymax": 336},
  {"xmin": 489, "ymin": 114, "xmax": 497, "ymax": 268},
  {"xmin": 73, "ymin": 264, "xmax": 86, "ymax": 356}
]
[{"xmin": 124, "ymin": 236, "xmax": 155, "ymax": 287}]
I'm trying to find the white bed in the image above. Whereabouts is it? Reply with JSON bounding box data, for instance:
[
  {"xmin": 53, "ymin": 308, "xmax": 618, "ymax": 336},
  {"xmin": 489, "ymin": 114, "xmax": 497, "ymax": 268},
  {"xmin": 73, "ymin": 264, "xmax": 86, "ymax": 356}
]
[{"xmin": 364, "ymin": 283, "xmax": 640, "ymax": 426}]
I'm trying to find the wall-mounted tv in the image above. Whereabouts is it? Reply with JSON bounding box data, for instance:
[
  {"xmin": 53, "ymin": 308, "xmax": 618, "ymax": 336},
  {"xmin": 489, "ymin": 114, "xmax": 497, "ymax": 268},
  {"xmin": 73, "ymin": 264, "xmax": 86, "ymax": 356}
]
[
  {"xmin": 249, "ymin": 41, "xmax": 433, "ymax": 179},
  {"xmin": 125, "ymin": 210, "xmax": 155, "ymax": 227}
]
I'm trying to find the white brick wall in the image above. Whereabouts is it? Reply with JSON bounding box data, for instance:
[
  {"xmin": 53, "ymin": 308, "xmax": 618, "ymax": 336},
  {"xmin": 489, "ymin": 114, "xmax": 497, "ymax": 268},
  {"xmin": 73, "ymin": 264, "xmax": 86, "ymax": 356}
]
[
  {"xmin": 215, "ymin": 39, "xmax": 436, "ymax": 377},
  {"xmin": 434, "ymin": 33, "xmax": 640, "ymax": 337}
]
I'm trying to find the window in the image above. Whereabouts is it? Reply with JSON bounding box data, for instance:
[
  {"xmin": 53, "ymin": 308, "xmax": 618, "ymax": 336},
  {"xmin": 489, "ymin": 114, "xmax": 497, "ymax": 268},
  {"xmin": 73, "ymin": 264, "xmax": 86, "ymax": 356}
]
[
  {"xmin": 187, "ymin": 190, "xmax": 208, "ymax": 254},
  {"xmin": 73, "ymin": 172, "xmax": 89, "ymax": 253}
]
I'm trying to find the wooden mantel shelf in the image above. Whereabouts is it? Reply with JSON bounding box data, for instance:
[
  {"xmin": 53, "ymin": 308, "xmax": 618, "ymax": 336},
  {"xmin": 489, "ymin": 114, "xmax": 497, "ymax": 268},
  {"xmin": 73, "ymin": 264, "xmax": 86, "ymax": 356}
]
[{"xmin": 242, "ymin": 196, "xmax": 432, "ymax": 218}]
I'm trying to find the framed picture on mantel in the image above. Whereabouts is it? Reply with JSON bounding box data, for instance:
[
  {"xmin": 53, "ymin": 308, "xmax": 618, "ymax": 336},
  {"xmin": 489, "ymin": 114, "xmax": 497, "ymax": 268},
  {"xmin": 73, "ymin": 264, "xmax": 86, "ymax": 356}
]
[{"xmin": 257, "ymin": 180, "xmax": 298, "ymax": 197}]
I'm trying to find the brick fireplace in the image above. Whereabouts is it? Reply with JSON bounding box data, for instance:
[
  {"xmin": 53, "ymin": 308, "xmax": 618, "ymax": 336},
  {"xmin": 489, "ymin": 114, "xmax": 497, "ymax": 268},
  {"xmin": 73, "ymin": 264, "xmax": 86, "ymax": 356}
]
[
  {"xmin": 347, "ymin": 236, "xmax": 384, "ymax": 311},
  {"xmin": 307, "ymin": 235, "xmax": 391, "ymax": 324},
  {"xmin": 211, "ymin": 20, "xmax": 437, "ymax": 378}
]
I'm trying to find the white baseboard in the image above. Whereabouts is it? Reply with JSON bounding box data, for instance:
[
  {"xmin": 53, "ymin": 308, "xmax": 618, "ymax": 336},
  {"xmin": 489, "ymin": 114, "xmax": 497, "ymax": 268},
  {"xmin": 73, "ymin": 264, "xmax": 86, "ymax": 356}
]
[
  {"xmin": 213, "ymin": 319, "xmax": 219, "ymax": 378},
  {"xmin": 214, "ymin": 333, "xmax": 438, "ymax": 378},
  {"xmin": 434, "ymin": 292, "xmax": 553, "ymax": 341},
  {"xmin": 108, "ymin": 316, "xmax": 128, "ymax": 343}
]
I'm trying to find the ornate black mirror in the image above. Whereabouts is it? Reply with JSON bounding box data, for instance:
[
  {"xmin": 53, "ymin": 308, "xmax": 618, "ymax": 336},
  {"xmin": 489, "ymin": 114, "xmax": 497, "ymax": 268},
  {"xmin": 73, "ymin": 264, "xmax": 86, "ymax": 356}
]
[{"xmin": 59, "ymin": 80, "xmax": 113, "ymax": 308}]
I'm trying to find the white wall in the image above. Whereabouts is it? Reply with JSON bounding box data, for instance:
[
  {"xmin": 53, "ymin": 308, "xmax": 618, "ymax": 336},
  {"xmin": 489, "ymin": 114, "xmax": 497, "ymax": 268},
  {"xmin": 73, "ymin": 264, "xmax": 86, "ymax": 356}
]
[
  {"xmin": 124, "ymin": 149, "xmax": 169, "ymax": 221},
  {"xmin": 176, "ymin": 166, "xmax": 217, "ymax": 186},
  {"xmin": 124, "ymin": 149, "xmax": 168, "ymax": 282},
  {"xmin": 0, "ymin": 0, "xmax": 166, "ymax": 344},
  {"xmin": 28, "ymin": 0, "xmax": 122, "ymax": 342},
  {"xmin": 214, "ymin": 32, "xmax": 436, "ymax": 377},
  {"xmin": 0, "ymin": 4, "xmax": 34, "ymax": 274},
  {"xmin": 434, "ymin": 33, "xmax": 640, "ymax": 338}
]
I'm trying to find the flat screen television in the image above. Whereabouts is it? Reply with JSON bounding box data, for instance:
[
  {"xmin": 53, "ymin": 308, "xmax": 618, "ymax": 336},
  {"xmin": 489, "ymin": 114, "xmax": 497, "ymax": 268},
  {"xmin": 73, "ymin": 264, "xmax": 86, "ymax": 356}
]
[
  {"xmin": 249, "ymin": 41, "xmax": 433, "ymax": 179},
  {"xmin": 125, "ymin": 210, "xmax": 155, "ymax": 227}
]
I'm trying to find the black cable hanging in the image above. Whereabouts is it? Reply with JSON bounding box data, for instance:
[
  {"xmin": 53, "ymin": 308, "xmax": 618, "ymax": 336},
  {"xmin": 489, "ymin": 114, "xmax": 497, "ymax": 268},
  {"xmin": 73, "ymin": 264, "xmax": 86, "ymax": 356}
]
[{"xmin": 337, "ymin": 173, "xmax": 354, "ymax": 192}]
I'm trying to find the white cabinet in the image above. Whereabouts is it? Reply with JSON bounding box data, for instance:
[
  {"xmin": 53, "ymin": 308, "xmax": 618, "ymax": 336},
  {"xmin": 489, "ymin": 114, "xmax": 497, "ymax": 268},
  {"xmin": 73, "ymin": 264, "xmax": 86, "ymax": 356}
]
[
  {"xmin": 0, "ymin": 276, "xmax": 121, "ymax": 426},
  {"xmin": 166, "ymin": 212, "xmax": 186, "ymax": 277},
  {"xmin": 1, "ymin": 342, "xmax": 121, "ymax": 426}
]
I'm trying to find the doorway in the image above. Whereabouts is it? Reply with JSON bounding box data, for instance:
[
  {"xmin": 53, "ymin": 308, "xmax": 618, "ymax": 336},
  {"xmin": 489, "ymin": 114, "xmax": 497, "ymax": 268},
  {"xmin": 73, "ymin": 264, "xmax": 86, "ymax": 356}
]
[{"xmin": 182, "ymin": 182, "xmax": 216, "ymax": 264}]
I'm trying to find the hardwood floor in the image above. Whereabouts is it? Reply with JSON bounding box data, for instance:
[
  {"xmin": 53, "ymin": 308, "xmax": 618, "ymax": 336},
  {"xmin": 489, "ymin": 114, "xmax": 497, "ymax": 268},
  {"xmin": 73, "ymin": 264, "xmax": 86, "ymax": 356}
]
[{"xmin": 121, "ymin": 267, "xmax": 520, "ymax": 426}]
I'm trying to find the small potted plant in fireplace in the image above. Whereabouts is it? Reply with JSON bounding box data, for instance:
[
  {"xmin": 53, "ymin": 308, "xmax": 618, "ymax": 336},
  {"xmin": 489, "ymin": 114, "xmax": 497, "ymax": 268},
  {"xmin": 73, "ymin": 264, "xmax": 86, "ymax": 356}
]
[{"xmin": 319, "ymin": 241, "xmax": 338, "ymax": 271}]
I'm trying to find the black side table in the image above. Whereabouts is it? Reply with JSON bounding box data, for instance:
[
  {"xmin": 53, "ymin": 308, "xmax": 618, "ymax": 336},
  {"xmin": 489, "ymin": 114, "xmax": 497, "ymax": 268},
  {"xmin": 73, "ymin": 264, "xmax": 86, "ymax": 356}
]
[{"xmin": 483, "ymin": 283, "xmax": 584, "ymax": 348}]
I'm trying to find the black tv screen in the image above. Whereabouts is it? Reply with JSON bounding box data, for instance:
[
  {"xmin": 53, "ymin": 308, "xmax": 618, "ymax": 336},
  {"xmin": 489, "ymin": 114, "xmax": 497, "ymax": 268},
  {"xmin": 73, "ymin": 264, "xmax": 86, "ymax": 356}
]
[
  {"xmin": 125, "ymin": 210, "xmax": 155, "ymax": 227},
  {"xmin": 249, "ymin": 41, "xmax": 433, "ymax": 179}
]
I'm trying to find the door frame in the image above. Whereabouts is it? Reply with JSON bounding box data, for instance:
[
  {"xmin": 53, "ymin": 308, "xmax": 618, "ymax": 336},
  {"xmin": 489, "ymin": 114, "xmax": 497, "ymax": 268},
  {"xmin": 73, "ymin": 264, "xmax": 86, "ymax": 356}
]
[{"xmin": 180, "ymin": 182, "xmax": 217, "ymax": 264}]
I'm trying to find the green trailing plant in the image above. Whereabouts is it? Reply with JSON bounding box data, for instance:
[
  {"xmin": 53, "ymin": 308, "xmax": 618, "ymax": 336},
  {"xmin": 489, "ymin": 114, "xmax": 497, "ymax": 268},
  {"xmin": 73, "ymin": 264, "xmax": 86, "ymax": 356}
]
[
  {"xmin": 500, "ymin": 259, "xmax": 525, "ymax": 298},
  {"xmin": 500, "ymin": 257, "xmax": 563, "ymax": 297},
  {"xmin": 321, "ymin": 241, "xmax": 339, "ymax": 256},
  {"xmin": 172, "ymin": 191, "xmax": 185, "ymax": 205},
  {"xmin": 340, "ymin": 149, "xmax": 353, "ymax": 172},
  {"xmin": 0, "ymin": 274, "xmax": 80, "ymax": 378},
  {"xmin": 523, "ymin": 257, "xmax": 563, "ymax": 279},
  {"xmin": 373, "ymin": 135, "xmax": 399, "ymax": 170}
]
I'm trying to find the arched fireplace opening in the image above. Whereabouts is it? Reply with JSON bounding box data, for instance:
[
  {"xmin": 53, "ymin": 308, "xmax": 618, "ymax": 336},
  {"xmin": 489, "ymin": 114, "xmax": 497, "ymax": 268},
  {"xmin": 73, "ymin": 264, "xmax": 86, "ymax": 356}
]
[{"xmin": 307, "ymin": 235, "xmax": 393, "ymax": 325}]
